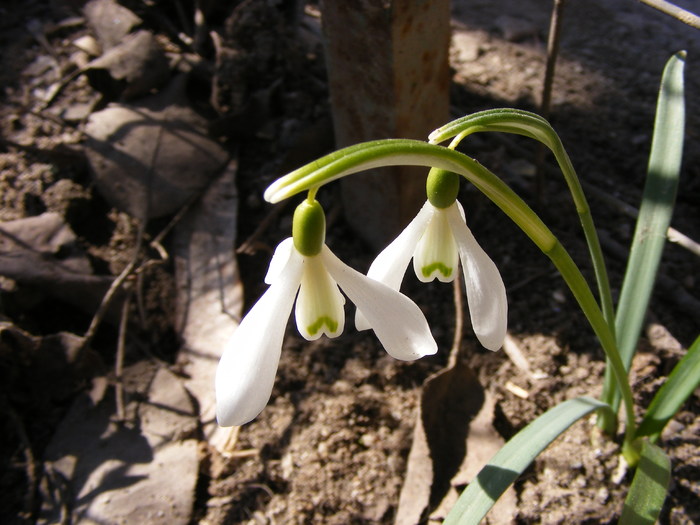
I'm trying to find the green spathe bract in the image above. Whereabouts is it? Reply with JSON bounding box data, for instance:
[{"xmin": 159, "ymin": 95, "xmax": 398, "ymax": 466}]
[{"xmin": 293, "ymin": 199, "xmax": 325, "ymax": 256}]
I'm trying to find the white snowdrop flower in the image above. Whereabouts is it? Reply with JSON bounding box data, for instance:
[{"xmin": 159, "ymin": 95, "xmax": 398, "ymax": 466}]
[
  {"xmin": 216, "ymin": 199, "xmax": 437, "ymax": 427},
  {"xmin": 356, "ymin": 169, "xmax": 507, "ymax": 351}
]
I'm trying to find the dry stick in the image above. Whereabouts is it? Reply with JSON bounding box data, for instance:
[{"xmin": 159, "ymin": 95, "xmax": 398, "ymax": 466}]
[
  {"xmin": 5, "ymin": 396, "xmax": 38, "ymax": 519},
  {"xmin": 174, "ymin": 0, "xmax": 194, "ymax": 37},
  {"xmin": 541, "ymin": 0, "xmax": 566, "ymax": 129},
  {"xmin": 635, "ymin": 0, "xmax": 700, "ymax": 30},
  {"xmin": 115, "ymin": 286, "xmax": 133, "ymax": 421},
  {"xmin": 584, "ymin": 183, "xmax": 700, "ymax": 258},
  {"xmin": 597, "ymin": 229, "xmax": 700, "ymax": 323},
  {"xmin": 495, "ymin": 134, "xmax": 700, "ymax": 319},
  {"xmin": 193, "ymin": 1, "xmax": 208, "ymax": 53},
  {"xmin": 80, "ymin": 255, "xmax": 138, "ymax": 352},
  {"xmin": 79, "ymin": 125, "xmax": 166, "ymax": 352},
  {"xmin": 535, "ymin": 0, "xmax": 567, "ymax": 200},
  {"xmin": 40, "ymin": 465, "xmax": 70, "ymax": 525},
  {"xmin": 499, "ymin": 134, "xmax": 700, "ymax": 259},
  {"xmin": 39, "ymin": 65, "xmax": 88, "ymax": 110},
  {"xmin": 149, "ymin": 188, "xmax": 203, "ymax": 259},
  {"xmin": 236, "ymin": 201, "xmax": 289, "ymax": 256},
  {"xmin": 134, "ymin": 185, "xmax": 205, "ymax": 329}
]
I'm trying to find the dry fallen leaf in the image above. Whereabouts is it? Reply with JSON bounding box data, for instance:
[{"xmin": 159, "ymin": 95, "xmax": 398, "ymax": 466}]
[
  {"xmin": 172, "ymin": 157, "xmax": 243, "ymax": 452},
  {"xmin": 83, "ymin": 0, "xmax": 142, "ymax": 51},
  {"xmin": 395, "ymin": 360, "xmax": 485, "ymax": 524},
  {"xmin": 85, "ymin": 30, "xmax": 170, "ymax": 99},
  {"xmin": 0, "ymin": 212, "xmax": 116, "ymax": 317},
  {"xmin": 39, "ymin": 362, "xmax": 199, "ymax": 524},
  {"xmin": 84, "ymin": 76, "xmax": 229, "ymax": 220},
  {"xmin": 395, "ymin": 356, "xmax": 518, "ymax": 525}
]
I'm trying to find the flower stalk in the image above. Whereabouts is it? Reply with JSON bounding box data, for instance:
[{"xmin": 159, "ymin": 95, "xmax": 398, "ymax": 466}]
[
  {"xmin": 429, "ymin": 109, "xmax": 616, "ymax": 335},
  {"xmin": 263, "ymin": 139, "xmax": 638, "ymax": 450}
]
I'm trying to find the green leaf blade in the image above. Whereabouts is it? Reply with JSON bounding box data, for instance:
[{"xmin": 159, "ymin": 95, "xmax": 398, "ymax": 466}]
[
  {"xmin": 602, "ymin": 51, "xmax": 686, "ymax": 414},
  {"xmin": 636, "ymin": 335, "xmax": 700, "ymax": 442},
  {"xmin": 619, "ymin": 440, "xmax": 671, "ymax": 525},
  {"xmin": 444, "ymin": 397, "xmax": 613, "ymax": 525}
]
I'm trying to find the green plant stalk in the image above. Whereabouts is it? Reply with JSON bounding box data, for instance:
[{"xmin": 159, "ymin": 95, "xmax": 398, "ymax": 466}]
[
  {"xmin": 601, "ymin": 51, "xmax": 686, "ymax": 424},
  {"xmin": 265, "ymin": 140, "xmax": 638, "ymax": 452},
  {"xmin": 429, "ymin": 109, "xmax": 616, "ymax": 336}
]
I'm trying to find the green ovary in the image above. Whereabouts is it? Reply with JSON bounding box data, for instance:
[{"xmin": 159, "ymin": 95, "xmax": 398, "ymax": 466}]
[{"xmin": 307, "ymin": 316, "xmax": 339, "ymax": 336}]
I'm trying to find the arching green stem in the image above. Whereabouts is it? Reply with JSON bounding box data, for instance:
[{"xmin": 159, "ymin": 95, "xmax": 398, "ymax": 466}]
[
  {"xmin": 265, "ymin": 140, "xmax": 636, "ymax": 450},
  {"xmin": 430, "ymin": 109, "xmax": 616, "ymax": 337}
]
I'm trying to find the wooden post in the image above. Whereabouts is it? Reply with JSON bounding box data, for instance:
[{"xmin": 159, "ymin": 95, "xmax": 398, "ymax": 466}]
[{"xmin": 320, "ymin": 0, "xmax": 451, "ymax": 248}]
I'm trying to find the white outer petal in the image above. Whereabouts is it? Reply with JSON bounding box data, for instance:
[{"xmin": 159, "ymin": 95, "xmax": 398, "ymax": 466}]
[
  {"xmin": 355, "ymin": 201, "xmax": 434, "ymax": 330},
  {"xmin": 216, "ymin": 249, "xmax": 303, "ymax": 426},
  {"xmin": 322, "ymin": 246, "xmax": 437, "ymax": 361},
  {"xmin": 446, "ymin": 202, "xmax": 508, "ymax": 351},
  {"xmin": 265, "ymin": 237, "xmax": 295, "ymax": 284}
]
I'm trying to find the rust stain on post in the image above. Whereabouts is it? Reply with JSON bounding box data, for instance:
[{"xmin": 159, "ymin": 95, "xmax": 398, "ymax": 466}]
[{"xmin": 320, "ymin": 0, "xmax": 451, "ymax": 248}]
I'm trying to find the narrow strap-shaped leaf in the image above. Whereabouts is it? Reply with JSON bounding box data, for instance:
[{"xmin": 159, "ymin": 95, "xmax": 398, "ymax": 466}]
[
  {"xmin": 636, "ymin": 334, "xmax": 700, "ymax": 442},
  {"xmin": 444, "ymin": 397, "xmax": 613, "ymax": 525},
  {"xmin": 602, "ymin": 51, "xmax": 686, "ymax": 417},
  {"xmin": 619, "ymin": 440, "xmax": 671, "ymax": 525}
]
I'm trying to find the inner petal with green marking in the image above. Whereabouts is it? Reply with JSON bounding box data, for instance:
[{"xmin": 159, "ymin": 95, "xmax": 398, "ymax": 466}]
[
  {"xmin": 413, "ymin": 207, "xmax": 458, "ymax": 283},
  {"xmin": 295, "ymin": 254, "xmax": 345, "ymax": 340}
]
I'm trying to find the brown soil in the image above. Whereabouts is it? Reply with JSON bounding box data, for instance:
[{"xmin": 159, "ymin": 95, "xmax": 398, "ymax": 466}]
[{"xmin": 1, "ymin": 1, "xmax": 698, "ymax": 524}]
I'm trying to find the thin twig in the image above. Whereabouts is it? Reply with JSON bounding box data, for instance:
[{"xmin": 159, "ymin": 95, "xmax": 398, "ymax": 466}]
[
  {"xmin": 193, "ymin": 0, "xmax": 208, "ymax": 53},
  {"xmin": 497, "ymin": 133, "xmax": 700, "ymax": 259},
  {"xmin": 535, "ymin": 0, "xmax": 567, "ymax": 200},
  {"xmin": 222, "ymin": 425, "xmax": 241, "ymax": 454},
  {"xmin": 114, "ymin": 286, "xmax": 133, "ymax": 421},
  {"xmin": 80, "ymin": 123, "xmax": 168, "ymax": 351},
  {"xmin": 38, "ymin": 65, "xmax": 89, "ymax": 110},
  {"xmin": 236, "ymin": 202, "xmax": 288, "ymax": 255},
  {"xmin": 541, "ymin": 0, "xmax": 566, "ymax": 121},
  {"xmin": 148, "ymin": 189, "xmax": 202, "ymax": 259},
  {"xmin": 4, "ymin": 395, "xmax": 38, "ymax": 519},
  {"xmin": 40, "ymin": 464, "xmax": 70, "ymax": 525},
  {"xmin": 80, "ymin": 256, "xmax": 138, "ymax": 351},
  {"xmin": 635, "ymin": 0, "xmax": 700, "ymax": 30}
]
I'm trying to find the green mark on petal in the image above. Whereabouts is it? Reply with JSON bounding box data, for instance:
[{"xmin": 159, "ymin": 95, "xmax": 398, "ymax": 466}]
[
  {"xmin": 307, "ymin": 316, "xmax": 339, "ymax": 336},
  {"xmin": 422, "ymin": 262, "xmax": 453, "ymax": 279}
]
